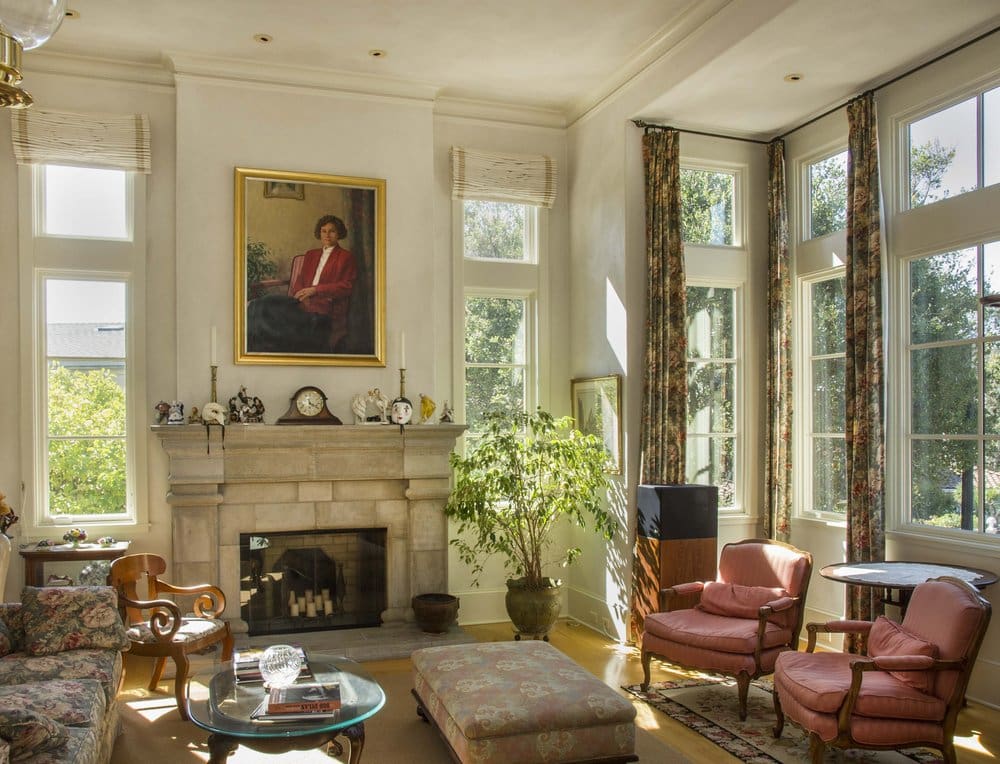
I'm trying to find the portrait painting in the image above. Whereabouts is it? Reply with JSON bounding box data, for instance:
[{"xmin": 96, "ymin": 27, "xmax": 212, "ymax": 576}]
[
  {"xmin": 234, "ymin": 168, "xmax": 386, "ymax": 366},
  {"xmin": 571, "ymin": 374, "xmax": 622, "ymax": 474}
]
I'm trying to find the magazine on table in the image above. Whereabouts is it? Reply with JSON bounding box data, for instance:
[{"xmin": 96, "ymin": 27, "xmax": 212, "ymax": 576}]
[
  {"xmin": 250, "ymin": 681, "xmax": 342, "ymax": 722},
  {"xmin": 232, "ymin": 646, "xmax": 312, "ymax": 683}
]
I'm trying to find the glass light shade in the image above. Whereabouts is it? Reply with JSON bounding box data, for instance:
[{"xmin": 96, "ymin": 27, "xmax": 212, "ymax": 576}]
[
  {"xmin": 258, "ymin": 644, "xmax": 303, "ymax": 689},
  {"xmin": 0, "ymin": 0, "xmax": 66, "ymax": 50}
]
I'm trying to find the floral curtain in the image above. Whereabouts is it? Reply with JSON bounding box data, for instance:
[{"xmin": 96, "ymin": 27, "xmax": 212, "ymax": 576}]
[
  {"xmin": 844, "ymin": 92, "xmax": 886, "ymax": 650},
  {"xmin": 765, "ymin": 139, "xmax": 792, "ymax": 542},
  {"xmin": 639, "ymin": 129, "xmax": 687, "ymax": 486}
]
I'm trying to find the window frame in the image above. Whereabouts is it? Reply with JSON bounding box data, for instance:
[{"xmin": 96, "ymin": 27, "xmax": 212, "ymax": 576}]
[
  {"xmin": 679, "ymin": 161, "xmax": 743, "ymax": 249},
  {"xmin": 18, "ymin": 163, "xmax": 148, "ymax": 533},
  {"xmin": 803, "ymin": 148, "xmax": 849, "ymax": 241}
]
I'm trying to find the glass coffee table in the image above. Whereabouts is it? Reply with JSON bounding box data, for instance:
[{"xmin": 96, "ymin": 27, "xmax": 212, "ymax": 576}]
[{"xmin": 187, "ymin": 652, "xmax": 385, "ymax": 763}]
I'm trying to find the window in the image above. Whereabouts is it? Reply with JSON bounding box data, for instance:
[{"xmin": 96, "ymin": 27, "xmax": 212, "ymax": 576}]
[
  {"xmin": 805, "ymin": 275, "xmax": 847, "ymax": 515},
  {"xmin": 906, "ymin": 240, "xmax": 1000, "ymax": 534},
  {"xmin": 462, "ymin": 200, "xmax": 533, "ymax": 262},
  {"xmin": 907, "ymin": 84, "xmax": 999, "ymax": 209},
  {"xmin": 807, "ymin": 151, "xmax": 848, "ymax": 239},
  {"xmin": 22, "ymin": 164, "xmax": 145, "ymax": 529},
  {"xmin": 44, "ymin": 278, "xmax": 128, "ymax": 516},
  {"xmin": 457, "ymin": 200, "xmax": 542, "ymax": 437},
  {"xmin": 686, "ymin": 285, "xmax": 738, "ymax": 509},
  {"xmin": 680, "ymin": 168, "xmax": 735, "ymax": 246}
]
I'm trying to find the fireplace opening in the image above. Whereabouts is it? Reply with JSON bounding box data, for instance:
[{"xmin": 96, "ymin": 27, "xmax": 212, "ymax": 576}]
[{"xmin": 239, "ymin": 528, "xmax": 387, "ymax": 637}]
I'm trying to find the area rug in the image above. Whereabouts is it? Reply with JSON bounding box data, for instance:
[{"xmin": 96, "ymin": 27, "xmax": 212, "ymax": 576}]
[{"xmin": 624, "ymin": 676, "xmax": 943, "ymax": 763}]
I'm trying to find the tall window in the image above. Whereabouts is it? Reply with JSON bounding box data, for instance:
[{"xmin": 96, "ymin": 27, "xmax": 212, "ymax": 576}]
[
  {"xmin": 459, "ymin": 200, "xmax": 540, "ymax": 437},
  {"xmin": 805, "ymin": 275, "xmax": 847, "ymax": 514},
  {"xmin": 680, "ymin": 168, "xmax": 736, "ymax": 246},
  {"xmin": 686, "ymin": 285, "xmax": 738, "ymax": 509},
  {"xmin": 23, "ymin": 164, "xmax": 143, "ymax": 527},
  {"xmin": 906, "ymin": 241, "xmax": 1000, "ymax": 534},
  {"xmin": 807, "ymin": 150, "xmax": 848, "ymax": 239},
  {"xmin": 907, "ymin": 84, "xmax": 999, "ymax": 209}
]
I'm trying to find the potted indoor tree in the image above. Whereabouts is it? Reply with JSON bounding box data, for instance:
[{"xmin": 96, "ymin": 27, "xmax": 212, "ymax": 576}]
[{"xmin": 445, "ymin": 409, "xmax": 614, "ymax": 639}]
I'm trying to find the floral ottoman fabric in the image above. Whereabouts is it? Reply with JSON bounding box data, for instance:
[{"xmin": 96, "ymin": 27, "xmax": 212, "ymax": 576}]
[{"xmin": 412, "ymin": 641, "xmax": 636, "ymax": 763}]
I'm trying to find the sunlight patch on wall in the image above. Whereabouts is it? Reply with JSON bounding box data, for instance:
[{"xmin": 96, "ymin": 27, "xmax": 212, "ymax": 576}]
[{"xmin": 606, "ymin": 277, "xmax": 627, "ymax": 369}]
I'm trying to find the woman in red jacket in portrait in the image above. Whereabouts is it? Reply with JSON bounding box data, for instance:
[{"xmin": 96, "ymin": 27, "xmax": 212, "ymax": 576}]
[{"xmin": 288, "ymin": 214, "xmax": 357, "ymax": 351}]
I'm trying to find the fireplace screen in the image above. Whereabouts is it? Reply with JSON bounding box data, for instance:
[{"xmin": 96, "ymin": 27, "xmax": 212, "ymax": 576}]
[{"xmin": 239, "ymin": 528, "xmax": 387, "ymax": 637}]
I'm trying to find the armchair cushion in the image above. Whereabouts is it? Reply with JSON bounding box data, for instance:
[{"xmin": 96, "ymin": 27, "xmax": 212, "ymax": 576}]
[
  {"xmin": 20, "ymin": 586, "xmax": 129, "ymax": 656},
  {"xmin": 698, "ymin": 582, "xmax": 789, "ymax": 620},
  {"xmin": 868, "ymin": 616, "xmax": 937, "ymax": 693},
  {"xmin": 126, "ymin": 616, "xmax": 228, "ymax": 645},
  {"xmin": 0, "ymin": 707, "xmax": 69, "ymax": 759}
]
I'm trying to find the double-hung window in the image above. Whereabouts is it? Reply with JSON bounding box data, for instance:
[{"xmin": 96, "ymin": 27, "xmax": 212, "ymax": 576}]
[{"xmin": 15, "ymin": 111, "xmax": 149, "ymax": 531}]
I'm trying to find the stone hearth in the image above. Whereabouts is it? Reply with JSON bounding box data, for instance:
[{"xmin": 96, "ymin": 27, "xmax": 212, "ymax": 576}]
[{"xmin": 152, "ymin": 424, "xmax": 463, "ymax": 637}]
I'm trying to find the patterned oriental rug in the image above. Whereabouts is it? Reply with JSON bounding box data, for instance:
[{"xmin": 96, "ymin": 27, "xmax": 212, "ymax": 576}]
[{"xmin": 624, "ymin": 675, "xmax": 944, "ymax": 763}]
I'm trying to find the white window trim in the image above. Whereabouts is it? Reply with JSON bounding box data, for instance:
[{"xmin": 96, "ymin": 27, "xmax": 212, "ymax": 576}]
[
  {"xmin": 679, "ymin": 160, "xmax": 744, "ymax": 250},
  {"xmin": 452, "ymin": 200, "xmax": 548, "ymax": 431},
  {"xmin": 17, "ymin": 165, "xmax": 148, "ymax": 536},
  {"xmin": 801, "ymin": 146, "xmax": 849, "ymax": 243},
  {"xmin": 685, "ymin": 277, "xmax": 745, "ymax": 515}
]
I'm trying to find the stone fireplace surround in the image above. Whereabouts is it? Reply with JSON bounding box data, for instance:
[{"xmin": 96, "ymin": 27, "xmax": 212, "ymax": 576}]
[{"xmin": 152, "ymin": 424, "xmax": 463, "ymax": 639}]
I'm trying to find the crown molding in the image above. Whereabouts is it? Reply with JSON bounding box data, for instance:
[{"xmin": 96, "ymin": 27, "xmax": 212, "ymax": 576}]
[
  {"xmin": 26, "ymin": 50, "xmax": 175, "ymax": 88},
  {"xmin": 434, "ymin": 97, "xmax": 566, "ymax": 129},
  {"xmin": 166, "ymin": 52, "xmax": 441, "ymax": 103}
]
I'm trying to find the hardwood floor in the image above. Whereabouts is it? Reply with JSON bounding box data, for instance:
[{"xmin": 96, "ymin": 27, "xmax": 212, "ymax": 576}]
[{"xmin": 462, "ymin": 619, "xmax": 1000, "ymax": 763}]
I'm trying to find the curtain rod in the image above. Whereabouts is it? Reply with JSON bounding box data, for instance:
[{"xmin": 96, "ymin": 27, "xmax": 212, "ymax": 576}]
[{"xmin": 634, "ymin": 23, "xmax": 1000, "ymax": 145}]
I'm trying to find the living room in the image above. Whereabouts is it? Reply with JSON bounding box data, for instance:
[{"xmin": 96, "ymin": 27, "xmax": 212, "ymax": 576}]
[{"xmin": 0, "ymin": 1, "xmax": 999, "ymax": 761}]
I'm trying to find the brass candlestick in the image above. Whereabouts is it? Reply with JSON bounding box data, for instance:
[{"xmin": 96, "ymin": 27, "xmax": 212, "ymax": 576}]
[{"xmin": 210, "ymin": 365, "xmax": 218, "ymax": 404}]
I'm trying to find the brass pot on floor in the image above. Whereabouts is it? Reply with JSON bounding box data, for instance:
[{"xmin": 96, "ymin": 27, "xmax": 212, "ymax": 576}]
[
  {"xmin": 505, "ymin": 577, "xmax": 561, "ymax": 640},
  {"xmin": 412, "ymin": 593, "xmax": 460, "ymax": 633}
]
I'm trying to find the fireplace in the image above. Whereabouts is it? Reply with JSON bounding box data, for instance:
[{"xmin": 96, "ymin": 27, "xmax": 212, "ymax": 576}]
[
  {"xmin": 152, "ymin": 424, "xmax": 463, "ymax": 637},
  {"xmin": 240, "ymin": 528, "xmax": 388, "ymax": 636}
]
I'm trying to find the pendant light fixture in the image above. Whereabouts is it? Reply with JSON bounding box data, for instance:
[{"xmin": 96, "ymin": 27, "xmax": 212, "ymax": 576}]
[{"xmin": 0, "ymin": 0, "xmax": 66, "ymax": 108}]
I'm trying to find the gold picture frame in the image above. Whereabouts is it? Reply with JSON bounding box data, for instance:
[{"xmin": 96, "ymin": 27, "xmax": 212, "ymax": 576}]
[
  {"xmin": 571, "ymin": 374, "xmax": 622, "ymax": 474},
  {"xmin": 234, "ymin": 167, "xmax": 386, "ymax": 366}
]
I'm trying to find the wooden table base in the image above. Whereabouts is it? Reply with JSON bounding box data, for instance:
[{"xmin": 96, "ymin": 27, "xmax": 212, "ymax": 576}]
[{"xmin": 206, "ymin": 722, "xmax": 365, "ymax": 763}]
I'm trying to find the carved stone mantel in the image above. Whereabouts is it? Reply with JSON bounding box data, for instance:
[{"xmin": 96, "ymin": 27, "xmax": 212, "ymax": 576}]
[{"xmin": 152, "ymin": 424, "xmax": 463, "ymax": 628}]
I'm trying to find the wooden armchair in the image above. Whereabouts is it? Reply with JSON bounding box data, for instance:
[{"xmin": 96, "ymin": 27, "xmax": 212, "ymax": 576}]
[
  {"xmin": 773, "ymin": 576, "xmax": 992, "ymax": 763},
  {"xmin": 109, "ymin": 553, "xmax": 234, "ymax": 720},
  {"xmin": 640, "ymin": 538, "xmax": 813, "ymax": 720}
]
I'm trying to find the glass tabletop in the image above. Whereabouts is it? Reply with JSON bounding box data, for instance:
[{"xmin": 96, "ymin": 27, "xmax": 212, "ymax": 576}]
[{"xmin": 187, "ymin": 652, "xmax": 385, "ymax": 739}]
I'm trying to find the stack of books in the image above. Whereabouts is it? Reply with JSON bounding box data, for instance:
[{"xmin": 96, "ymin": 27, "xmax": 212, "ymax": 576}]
[
  {"xmin": 232, "ymin": 646, "xmax": 311, "ymax": 684},
  {"xmin": 250, "ymin": 681, "xmax": 342, "ymax": 723}
]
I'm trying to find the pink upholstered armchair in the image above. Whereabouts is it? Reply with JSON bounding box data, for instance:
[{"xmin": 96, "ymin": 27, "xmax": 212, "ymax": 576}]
[
  {"xmin": 773, "ymin": 576, "xmax": 992, "ymax": 763},
  {"xmin": 640, "ymin": 538, "xmax": 813, "ymax": 720}
]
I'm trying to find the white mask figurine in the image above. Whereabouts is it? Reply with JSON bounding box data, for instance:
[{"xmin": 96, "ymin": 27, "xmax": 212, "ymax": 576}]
[{"xmin": 390, "ymin": 396, "xmax": 412, "ymax": 432}]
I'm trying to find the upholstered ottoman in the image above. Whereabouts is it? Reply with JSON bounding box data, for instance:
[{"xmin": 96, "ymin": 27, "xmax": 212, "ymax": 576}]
[{"xmin": 411, "ymin": 641, "xmax": 638, "ymax": 763}]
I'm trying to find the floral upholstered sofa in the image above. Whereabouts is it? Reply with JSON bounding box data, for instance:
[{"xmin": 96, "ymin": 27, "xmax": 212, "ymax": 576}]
[{"xmin": 0, "ymin": 586, "xmax": 130, "ymax": 763}]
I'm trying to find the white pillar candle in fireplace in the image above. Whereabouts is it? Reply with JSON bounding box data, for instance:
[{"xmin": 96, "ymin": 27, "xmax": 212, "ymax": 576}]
[
  {"xmin": 324, "ymin": 600, "xmax": 333, "ymax": 616},
  {"xmin": 297, "ymin": 596, "xmax": 306, "ymax": 611},
  {"xmin": 305, "ymin": 589, "xmax": 314, "ymax": 602},
  {"xmin": 306, "ymin": 602, "xmax": 317, "ymax": 618},
  {"xmin": 290, "ymin": 603, "xmax": 299, "ymax": 617},
  {"xmin": 321, "ymin": 588, "xmax": 330, "ymax": 601},
  {"xmin": 288, "ymin": 591, "xmax": 297, "ymax": 606}
]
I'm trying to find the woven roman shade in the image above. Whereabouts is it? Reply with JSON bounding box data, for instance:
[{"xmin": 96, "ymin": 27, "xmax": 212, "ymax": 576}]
[
  {"xmin": 451, "ymin": 146, "xmax": 556, "ymax": 208},
  {"xmin": 10, "ymin": 108, "xmax": 151, "ymax": 173}
]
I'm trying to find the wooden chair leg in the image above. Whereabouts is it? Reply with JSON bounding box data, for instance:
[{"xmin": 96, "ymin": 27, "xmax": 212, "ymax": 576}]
[
  {"xmin": 640, "ymin": 650, "xmax": 652, "ymax": 691},
  {"xmin": 736, "ymin": 672, "xmax": 750, "ymax": 721},
  {"xmin": 941, "ymin": 741, "xmax": 957, "ymax": 764},
  {"xmin": 173, "ymin": 652, "xmax": 191, "ymax": 721},
  {"xmin": 221, "ymin": 629, "xmax": 235, "ymax": 661},
  {"xmin": 148, "ymin": 657, "xmax": 167, "ymax": 690},
  {"xmin": 771, "ymin": 684, "xmax": 784, "ymax": 738},
  {"xmin": 808, "ymin": 733, "xmax": 826, "ymax": 764}
]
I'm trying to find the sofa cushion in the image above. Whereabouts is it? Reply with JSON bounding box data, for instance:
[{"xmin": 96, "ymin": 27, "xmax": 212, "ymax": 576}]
[
  {"xmin": 0, "ymin": 707, "xmax": 69, "ymax": 761},
  {"xmin": 0, "ymin": 679, "xmax": 107, "ymax": 728},
  {"xmin": 868, "ymin": 616, "xmax": 937, "ymax": 694},
  {"xmin": 0, "ymin": 619, "xmax": 12, "ymax": 657},
  {"xmin": 0, "ymin": 649, "xmax": 123, "ymax": 705},
  {"xmin": 698, "ymin": 582, "xmax": 789, "ymax": 620},
  {"xmin": 20, "ymin": 587, "xmax": 129, "ymax": 656}
]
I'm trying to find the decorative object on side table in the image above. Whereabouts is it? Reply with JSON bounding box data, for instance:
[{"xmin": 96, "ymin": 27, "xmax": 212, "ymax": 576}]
[
  {"xmin": 258, "ymin": 644, "xmax": 304, "ymax": 689},
  {"xmin": 97, "ymin": 536, "xmax": 116, "ymax": 548},
  {"xmin": 443, "ymin": 409, "xmax": 614, "ymax": 640},
  {"xmin": 277, "ymin": 386, "xmax": 342, "ymax": 424},
  {"xmin": 62, "ymin": 528, "xmax": 88, "ymax": 548},
  {"xmin": 0, "ymin": 491, "xmax": 19, "ymax": 537}
]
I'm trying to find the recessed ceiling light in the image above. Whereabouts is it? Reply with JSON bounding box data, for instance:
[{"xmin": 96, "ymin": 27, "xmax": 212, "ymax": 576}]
[
  {"xmin": 254, "ymin": 33, "xmax": 273, "ymax": 44},
  {"xmin": 368, "ymin": 49, "xmax": 387, "ymax": 58},
  {"xmin": 784, "ymin": 73, "xmax": 803, "ymax": 83},
  {"xmin": 64, "ymin": 9, "xmax": 80, "ymax": 19}
]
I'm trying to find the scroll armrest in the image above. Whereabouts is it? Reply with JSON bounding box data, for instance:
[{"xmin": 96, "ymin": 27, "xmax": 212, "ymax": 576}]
[
  {"xmin": 760, "ymin": 595, "xmax": 798, "ymax": 614},
  {"xmin": 658, "ymin": 581, "xmax": 704, "ymax": 611},
  {"xmin": 870, "ymin": 654, "xmax": 936, "ymax": 671},
  {"xmin": 119, "ymin": 595, "xmax": 182, "ymax": 642},
  {"xmin": 155, "ymin": 582, "xmax": 227, "ymax": 618},
  {"xmin": 806, "ymin": 619, "xmax": 873, "ymax": 652}
]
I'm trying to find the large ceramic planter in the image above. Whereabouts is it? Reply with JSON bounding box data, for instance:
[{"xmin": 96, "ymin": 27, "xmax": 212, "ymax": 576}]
[
  {"xmin": 505, "ymin": 578, "xmax": 561, "ymax": 640},
  {"xmin": 412, "ymin": 593, "xmax": 460, "ymax": 634}
]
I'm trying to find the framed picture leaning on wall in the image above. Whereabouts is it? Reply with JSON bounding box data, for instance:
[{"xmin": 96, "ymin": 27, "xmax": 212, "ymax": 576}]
[
  {"xmin": 234, "ymin": 167, "xmax": 386, "ymax": 366},
  {"xmin": 571, "ymin": 374, "xmax": 622, "ymax": 474}
]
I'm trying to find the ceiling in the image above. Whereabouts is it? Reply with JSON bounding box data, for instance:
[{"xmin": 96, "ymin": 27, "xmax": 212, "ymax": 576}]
[{"xmin": 27, "ymin": 0, "xmax": 1000, "ymax": 136}]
